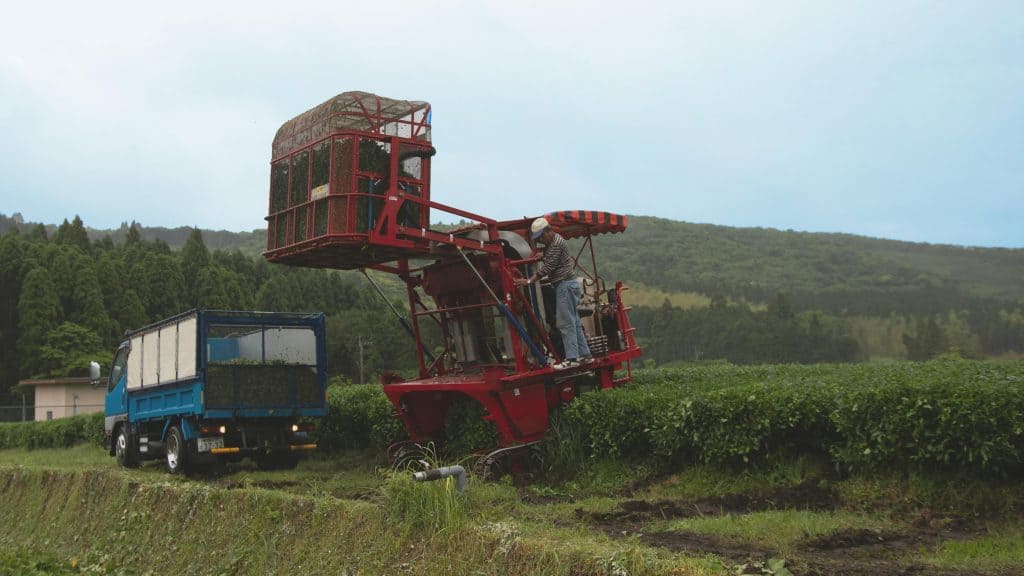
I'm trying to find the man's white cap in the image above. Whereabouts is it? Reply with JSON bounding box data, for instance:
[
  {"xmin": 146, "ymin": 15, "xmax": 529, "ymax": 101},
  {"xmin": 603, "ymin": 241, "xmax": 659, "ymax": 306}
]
[{"xmin": 531, "ymin": 217, "xmax": 550, "ymax": 240}]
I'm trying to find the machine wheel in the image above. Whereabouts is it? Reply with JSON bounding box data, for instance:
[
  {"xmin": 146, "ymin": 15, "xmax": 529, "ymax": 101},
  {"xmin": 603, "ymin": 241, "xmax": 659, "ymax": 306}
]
[
  {"xmin": 387, "ymin": 440, "xmax": 429, "ymax": 471},
  {"xmin": 165, "ymin": 426, "xmax": 189, "ymax": 474},
  {"xmin": 472, "ymin": 442, "xmax": 539, "ymax": 480},
  {"xmin": 114, "ymin": 426, "xmax": 138, "ymax": 468}
]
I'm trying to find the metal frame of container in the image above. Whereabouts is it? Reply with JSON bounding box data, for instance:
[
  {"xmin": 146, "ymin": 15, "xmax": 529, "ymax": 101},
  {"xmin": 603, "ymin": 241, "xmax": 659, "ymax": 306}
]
[{"xmin": 115, "ymin": 309, "xmax": 328, "ymax": 431}]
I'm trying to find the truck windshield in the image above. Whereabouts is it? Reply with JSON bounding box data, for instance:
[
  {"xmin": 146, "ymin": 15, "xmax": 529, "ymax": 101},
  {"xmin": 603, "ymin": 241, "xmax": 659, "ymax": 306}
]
[{"xmin": 204, "ymin": 324, "xmax": 320, "ymax": 409}]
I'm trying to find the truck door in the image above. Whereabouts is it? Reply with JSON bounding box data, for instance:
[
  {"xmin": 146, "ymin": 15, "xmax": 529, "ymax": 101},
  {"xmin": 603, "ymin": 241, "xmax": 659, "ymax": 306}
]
[{"xmin": 105, "ymin": 344, "xmax": 130, "ymax": 420}]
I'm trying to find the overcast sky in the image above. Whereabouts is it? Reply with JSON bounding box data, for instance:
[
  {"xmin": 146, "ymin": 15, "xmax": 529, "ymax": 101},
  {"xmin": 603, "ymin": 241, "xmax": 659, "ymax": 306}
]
[{"xmin": 1, "ymin": 1, "xmax": 1021, "ymax": 247}]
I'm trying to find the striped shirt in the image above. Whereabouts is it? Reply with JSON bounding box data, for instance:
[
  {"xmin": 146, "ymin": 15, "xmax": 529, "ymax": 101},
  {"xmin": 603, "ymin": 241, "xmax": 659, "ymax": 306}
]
[{"xmin": 537, "ymin": 232, "xmax": 575, "ymax": 284}]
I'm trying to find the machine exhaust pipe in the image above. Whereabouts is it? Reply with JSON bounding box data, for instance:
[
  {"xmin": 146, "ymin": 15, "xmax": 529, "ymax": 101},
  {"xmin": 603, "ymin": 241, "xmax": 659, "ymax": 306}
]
[{"xmin": 412, "ymin": 465, "xmax": 468, "ymax": 492}]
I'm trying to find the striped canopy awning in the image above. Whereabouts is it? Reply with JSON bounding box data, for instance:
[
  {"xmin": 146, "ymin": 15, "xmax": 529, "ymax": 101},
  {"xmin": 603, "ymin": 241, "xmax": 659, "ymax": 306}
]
[{"xmin": 543, "ymin": 211, "xmax": 629, "ymax": 239}]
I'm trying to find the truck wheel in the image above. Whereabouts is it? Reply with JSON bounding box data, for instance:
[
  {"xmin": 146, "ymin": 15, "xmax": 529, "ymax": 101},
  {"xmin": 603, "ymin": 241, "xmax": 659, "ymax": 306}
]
[
  {"xmin": 115, "ymin": 427, "xmax": 138, "ymax": 468},
  {"xmin": 165, "ymin": 426, "xmax": 189, "ymax": 474}
]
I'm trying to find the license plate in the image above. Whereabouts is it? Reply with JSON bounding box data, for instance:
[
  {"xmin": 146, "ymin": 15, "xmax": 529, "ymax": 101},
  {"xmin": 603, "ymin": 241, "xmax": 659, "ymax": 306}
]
[{"xmin": 197, "ymin": 436, "xmax": 224, "ymax": 453}]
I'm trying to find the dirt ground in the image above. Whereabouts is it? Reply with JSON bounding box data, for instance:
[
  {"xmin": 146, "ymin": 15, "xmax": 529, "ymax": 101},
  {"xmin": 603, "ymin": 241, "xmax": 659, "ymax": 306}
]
[{"xmin": 577, "ymin": 480, "xmax": 1021, "ymax": 576}]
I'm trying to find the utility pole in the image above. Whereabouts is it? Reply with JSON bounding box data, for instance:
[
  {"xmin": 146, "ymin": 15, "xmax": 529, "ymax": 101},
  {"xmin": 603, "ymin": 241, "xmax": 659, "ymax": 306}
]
[{"xmin": 358, "ymin": 335, "xmax": 373, "ymax": 384}]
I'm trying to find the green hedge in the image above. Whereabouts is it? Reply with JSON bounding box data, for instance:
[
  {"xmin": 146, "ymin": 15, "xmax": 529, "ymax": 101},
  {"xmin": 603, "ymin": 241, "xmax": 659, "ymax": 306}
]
[
  {"xmin": 6, "ymin": 362, "xmax": 1021, "ymax": 478},
  {"xmin": 0, "ymin": 412, "xmax": 104, "ymax": 450},
  {"xmin": 566, "ymin": 360, "xmax": 1024, "ymax": 474},
  {"xmin": 0, "ymin": 385, "xmax": 405, "ymax": 454},
  {"xmin": 829, "ymin": 363, "xmax": 1024, "ymax": 472},
  {"xmin": 314, "ymin": 384, "xmax": 406, "ymax": 451}
]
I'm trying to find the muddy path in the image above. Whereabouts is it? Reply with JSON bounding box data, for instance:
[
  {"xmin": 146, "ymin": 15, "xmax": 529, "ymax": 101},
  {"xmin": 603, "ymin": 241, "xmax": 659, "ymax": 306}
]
[
  {"xmin": 583, "ymin": 480, "xmax": 840, "ymax": 523},
  {"xmin": 578, "ymin": 480, "xmax": 1017, "ymax": 576}
]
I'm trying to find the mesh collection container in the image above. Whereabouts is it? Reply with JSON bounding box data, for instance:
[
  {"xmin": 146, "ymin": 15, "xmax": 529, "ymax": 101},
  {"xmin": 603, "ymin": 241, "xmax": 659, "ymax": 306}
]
[
  {"xmin": 205, "ymin": 365, "xmax": 321, "ymax": 408},
  {"xmin": 264, "ymin": 92, "xmax": 433, "ymax": 269}
]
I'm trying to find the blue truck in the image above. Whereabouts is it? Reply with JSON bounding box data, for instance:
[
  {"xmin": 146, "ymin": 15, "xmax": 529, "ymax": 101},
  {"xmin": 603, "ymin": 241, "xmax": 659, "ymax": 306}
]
[{"xmin": 91, "ymin": 310, "xmax": 328, "ymax": 473}]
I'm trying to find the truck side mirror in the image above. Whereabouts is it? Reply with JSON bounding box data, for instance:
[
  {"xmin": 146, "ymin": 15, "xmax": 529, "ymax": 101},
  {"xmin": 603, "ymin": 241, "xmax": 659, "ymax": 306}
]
[{"xmin": 89, "ymin": 361, "xmax": 101, "ymax": 387}]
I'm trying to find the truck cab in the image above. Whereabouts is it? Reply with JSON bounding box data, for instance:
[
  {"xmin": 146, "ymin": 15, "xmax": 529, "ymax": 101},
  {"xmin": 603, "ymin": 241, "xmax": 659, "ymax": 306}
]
[{"xmin": 97, "ymin": 310, "xmax": 328, "ymax": 473}]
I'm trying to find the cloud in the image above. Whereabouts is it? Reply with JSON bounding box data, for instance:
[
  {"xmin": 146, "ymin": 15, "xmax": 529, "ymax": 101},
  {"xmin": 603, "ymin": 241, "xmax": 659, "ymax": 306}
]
[{"xmin": 0, "ymin": 1, "xmax": 1021, "ymax": 246}]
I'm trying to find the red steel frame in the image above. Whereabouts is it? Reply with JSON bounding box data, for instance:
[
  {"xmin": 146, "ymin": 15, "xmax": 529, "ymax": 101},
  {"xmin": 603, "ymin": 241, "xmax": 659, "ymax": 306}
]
[
  {"xmin": 379, "ymin": 208, "xmax": 641, "ymax": 447},
  {"xmin": 265, "ymin": 101, "xmax": 642, "ymax": 449}
]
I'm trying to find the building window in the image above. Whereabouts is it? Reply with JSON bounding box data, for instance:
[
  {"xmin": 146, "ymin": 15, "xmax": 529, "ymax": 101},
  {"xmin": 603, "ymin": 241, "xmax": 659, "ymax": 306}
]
[{"xmin": 46, "ymin": 411, "xmax": 53, "ymax": 421}]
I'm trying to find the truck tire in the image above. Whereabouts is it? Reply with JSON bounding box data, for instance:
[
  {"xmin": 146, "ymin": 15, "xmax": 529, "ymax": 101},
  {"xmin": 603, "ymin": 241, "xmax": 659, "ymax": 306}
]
[
  {"xmin": 165, "ymin": 426, "xmax": 189, "ymax": 474},
  {"xmin": 114, "ymin": 426, "xmax": 138, "ymax": 468}
]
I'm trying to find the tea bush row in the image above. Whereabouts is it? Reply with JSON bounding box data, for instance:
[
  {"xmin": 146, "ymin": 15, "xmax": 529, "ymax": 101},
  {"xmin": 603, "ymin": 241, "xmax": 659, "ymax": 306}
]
[
  {"xmin": 315, "ymin": 382, "xmax": 406, "ymax": 450},
  {"xmin": 7, "ymin": 361, "xmax": 1021, "ymax": 478},
  {"xmin": 0, "ymin": 412, "xmax": 104, "ymax": 450},
  {"xmin": 566, "ymin": 360, "xmax": 1024, "ymax": 474},
  {"xmin": 0, "ymin": 383, "xmax": 404, "ymax": 453},
  {"xmin": 314, "ymin": 384, "xmax": 498, "ymax": 454}
]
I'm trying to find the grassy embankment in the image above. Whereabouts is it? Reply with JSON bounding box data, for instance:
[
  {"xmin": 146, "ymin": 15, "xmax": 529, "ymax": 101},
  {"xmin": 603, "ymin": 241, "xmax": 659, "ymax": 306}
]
[
  {"xmin": 0, "ymin": 447, "xmax": 714, "ymax": 575},
  {"xmin": 3, "ymin": 360, "xmax": 1024, "ymax": 574},
  {"xmin": 2, "ymin": 444, "xmax": 1023, "ymax": 575}
]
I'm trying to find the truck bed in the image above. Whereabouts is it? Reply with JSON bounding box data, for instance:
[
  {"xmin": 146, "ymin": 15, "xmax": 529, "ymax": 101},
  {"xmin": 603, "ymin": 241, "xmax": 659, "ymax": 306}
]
[
  {"xmin": 128, "ymin": 369, "xmax": 325, "ymax": 423},
  {"xmin": 129, "ymin": 381, "xmax": 201, "ymax": 422}
]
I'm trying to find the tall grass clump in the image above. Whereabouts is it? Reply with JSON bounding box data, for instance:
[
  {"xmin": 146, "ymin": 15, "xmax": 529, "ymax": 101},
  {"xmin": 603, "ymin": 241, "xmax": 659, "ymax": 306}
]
[
  {"xmin": 380, "ymin": 442, "xmax": 470, "ymax": 536},
  {"xmin": 535, "ymin": 412, "xmax": 589, "ymax": 480},
  {"xmin": 380, "ymin": 471, "xmax": 468, "ymax": 536}
]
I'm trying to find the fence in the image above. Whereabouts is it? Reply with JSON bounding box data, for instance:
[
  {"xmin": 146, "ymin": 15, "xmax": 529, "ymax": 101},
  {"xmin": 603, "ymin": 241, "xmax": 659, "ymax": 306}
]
[{"xmin": 0, "ymin": 403, "xmax": 103, "ymax": 422}]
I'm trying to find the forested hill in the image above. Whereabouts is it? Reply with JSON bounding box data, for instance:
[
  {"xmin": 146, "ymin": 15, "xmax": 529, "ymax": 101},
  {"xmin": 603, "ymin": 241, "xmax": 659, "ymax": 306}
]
[
  {"xmin": 3, "ymin": 212, "xmax": 1022, "ymax": 311},
  {"xmin": 593, "ymin": 216, "xmax": 1024, "ymax": 312},
  {"xmin": 1, "ymin": 212, "xmax": 1022, "ymax": 388},
  {"xmin": 0, "ymin": 214, "xmax": 266, "ymax": 257}
]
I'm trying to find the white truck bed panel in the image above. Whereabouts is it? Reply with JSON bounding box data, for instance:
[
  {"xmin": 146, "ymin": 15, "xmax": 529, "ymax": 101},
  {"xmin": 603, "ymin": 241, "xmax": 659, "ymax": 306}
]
[
  {"xmin": 127, "ymin": 334, "xmax": 143, "ymax": 390},
  {"xmin": 142, "ymin": 332, "xmax": 159, "ymax": 386},
  {"xmin": 265, "ymin": 328, "xmax": 317, "ymax": 365},
  {"xmin": 177, "ymin": 317, "xmax": 197, "ymax": 380},
  {"xmin": 158, "ymin": 324, "xmax": 178, "ymax": 383},
  {"xmin": 127, "ymin": 312, "xmax": 199, "ymax": 390}
]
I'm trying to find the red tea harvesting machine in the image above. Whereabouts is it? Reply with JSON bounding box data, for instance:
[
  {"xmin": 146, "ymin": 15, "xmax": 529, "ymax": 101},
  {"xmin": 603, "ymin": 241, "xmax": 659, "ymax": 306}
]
[{"xmin": 263, "ymin": 92, "xmax": 642, "ymax": 469}]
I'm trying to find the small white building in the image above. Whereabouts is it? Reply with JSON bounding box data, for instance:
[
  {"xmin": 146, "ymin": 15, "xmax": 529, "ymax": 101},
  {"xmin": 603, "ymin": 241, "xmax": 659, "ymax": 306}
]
[{"xmin": 20, "ymin": 377, "xmax": 105, "ymax": 421}]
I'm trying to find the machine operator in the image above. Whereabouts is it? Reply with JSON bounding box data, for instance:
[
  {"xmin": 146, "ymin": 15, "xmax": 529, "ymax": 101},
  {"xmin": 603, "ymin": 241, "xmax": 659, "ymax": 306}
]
[{"xmin": 514, "ymin": 217, "xmax": 593, "ymax": 369}]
